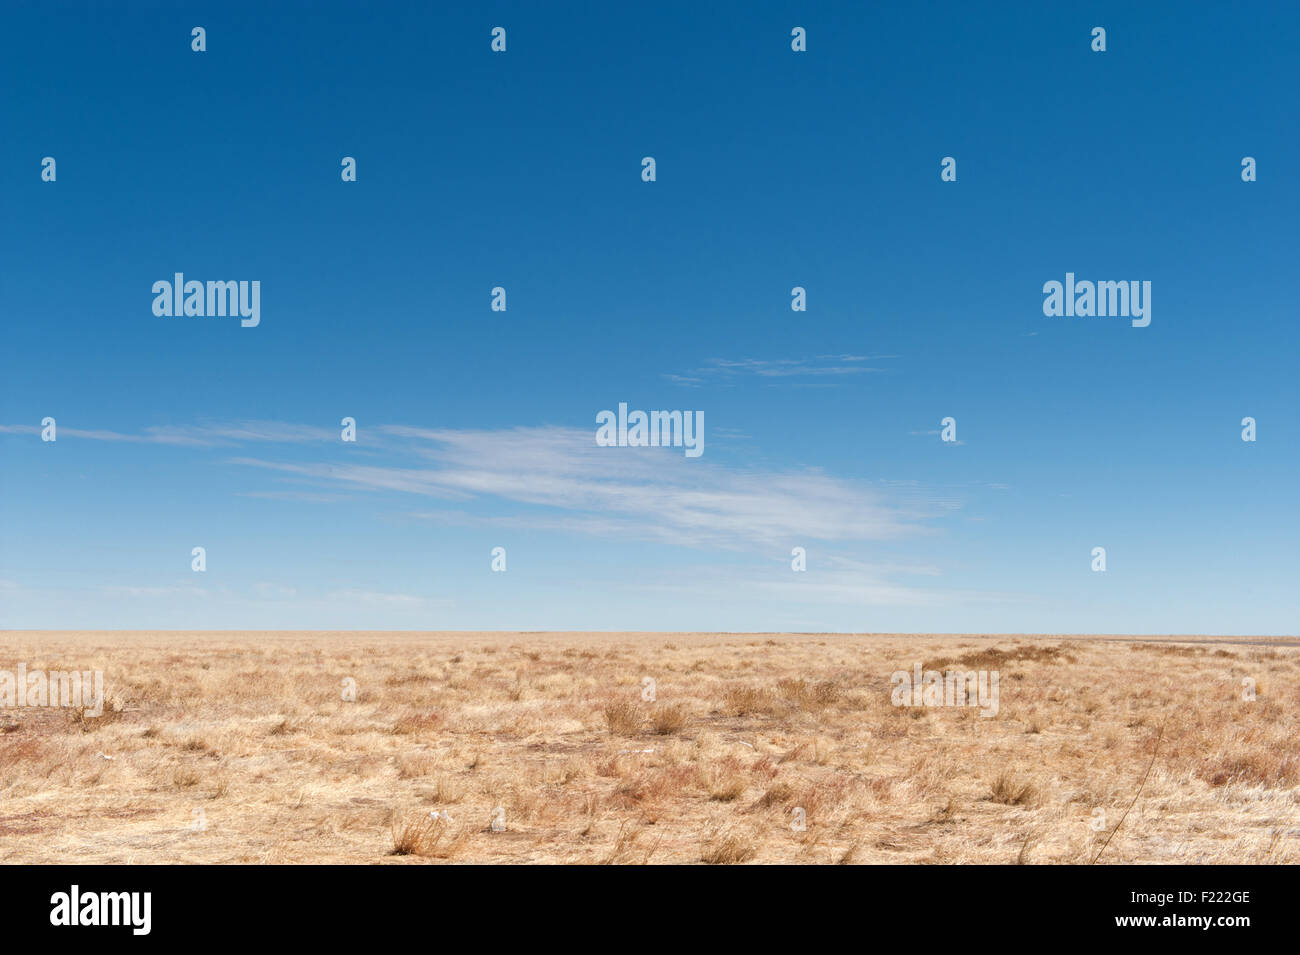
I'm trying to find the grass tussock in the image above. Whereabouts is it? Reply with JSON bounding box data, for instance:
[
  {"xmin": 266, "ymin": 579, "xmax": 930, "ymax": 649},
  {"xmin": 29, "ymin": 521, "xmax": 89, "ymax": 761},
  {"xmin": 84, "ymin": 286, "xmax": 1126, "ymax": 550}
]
[
  {"xmin": 391, "ymin": 711, "xmax": 441, "ymax": 735},
  {"xmin": 602, "ymin": 699, "xmax": 643, "ymax": 736},
  {"xmin": 721, "ymin": 685, "xmax": 776, "ymax": 716},
  {"xmin": 389, "ymin": 814, "xmax": 468, "ymax": 859},
  {"xmin": 650, "ymin": 703, "xmax": 689, "ymax": 735},
  {"xmin": 989, "ymin": 773, "xmax": 1038, "ymax": 807},
  {"xmin": 701, "ymin": 827, "xmax": 758, "ymax": 865}
]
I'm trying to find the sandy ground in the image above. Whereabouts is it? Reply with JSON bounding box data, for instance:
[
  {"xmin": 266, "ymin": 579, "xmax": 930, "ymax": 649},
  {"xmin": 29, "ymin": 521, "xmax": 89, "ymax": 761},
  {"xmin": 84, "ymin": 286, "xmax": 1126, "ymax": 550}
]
[{"xmin": 1, "ymin": 631, "xmax": 1297, "ymax": 864}]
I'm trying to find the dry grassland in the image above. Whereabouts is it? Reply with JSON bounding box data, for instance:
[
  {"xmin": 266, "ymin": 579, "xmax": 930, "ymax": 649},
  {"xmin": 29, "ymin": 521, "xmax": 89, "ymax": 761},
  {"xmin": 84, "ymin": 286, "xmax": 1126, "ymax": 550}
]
[{"xmin": 1, "ymin": 631, "xmax": 1297, "ymax": 864}]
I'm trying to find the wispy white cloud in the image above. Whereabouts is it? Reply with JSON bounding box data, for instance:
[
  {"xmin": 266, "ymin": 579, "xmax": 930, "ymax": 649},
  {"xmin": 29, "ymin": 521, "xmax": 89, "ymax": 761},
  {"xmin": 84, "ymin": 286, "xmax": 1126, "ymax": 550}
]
[
  {"xmin": 1, "ymin": 420, "xmax": 338, "ymax": 446},
  {"xmin": 330, "ymin": 588, "xmax": 448, "ymax": 608},
  {"xmin": 237, "ymin": 490, "xmax": 350, "ymax": 503},
  {"xmin": 253, "ymin": 582, "xmax": 299, "ymax": 599},
  {"xmin": 233, "ymin": 424, "xmax": 947, "ymax": 550},
  {"xmin": 666, "ymin": 354, "xmax": 897, "ymax": 386},
  {"xmin": 100, "ymin": 585, "xmax": 209, "ymax": 598},
  {"xmin": 627, "ymin": 559, "xmax": 1024, "ymax": 610},
  {"xmin": 5, "ymin": 418, "xmax": 976, "ymax": 610},
  {"xmin": 911, "ymin": 428, "xmax": 965, "ymax": 446},
  {"xmin": 0, "ymin": 418, "xmax": 1013, "ymax": 621},
  {"xmin": 144, "ymin": 421, "xmax": 339, "ymax": 446}
]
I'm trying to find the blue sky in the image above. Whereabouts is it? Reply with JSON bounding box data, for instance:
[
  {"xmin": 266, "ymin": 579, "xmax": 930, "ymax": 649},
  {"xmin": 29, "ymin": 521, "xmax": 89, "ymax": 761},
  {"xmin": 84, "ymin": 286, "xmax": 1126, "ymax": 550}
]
[{"xmin": 2, "ymin": 1, "xmax": 1296, "ymax": 633}]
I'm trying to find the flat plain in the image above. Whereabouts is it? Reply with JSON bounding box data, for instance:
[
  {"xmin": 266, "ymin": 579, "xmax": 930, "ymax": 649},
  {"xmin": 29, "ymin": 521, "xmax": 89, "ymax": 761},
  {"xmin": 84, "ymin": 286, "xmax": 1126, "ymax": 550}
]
[{"xmin": 1, "ymin": 631, "xmax": 1296, "ymax": 864}]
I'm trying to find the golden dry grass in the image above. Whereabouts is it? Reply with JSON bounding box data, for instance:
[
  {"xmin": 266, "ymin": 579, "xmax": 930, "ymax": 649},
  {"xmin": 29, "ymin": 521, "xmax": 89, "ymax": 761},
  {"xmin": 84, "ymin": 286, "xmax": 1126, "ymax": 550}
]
[{"xmin": 0, "ymin": 630, "xmax": 1297, "ymax": 864}]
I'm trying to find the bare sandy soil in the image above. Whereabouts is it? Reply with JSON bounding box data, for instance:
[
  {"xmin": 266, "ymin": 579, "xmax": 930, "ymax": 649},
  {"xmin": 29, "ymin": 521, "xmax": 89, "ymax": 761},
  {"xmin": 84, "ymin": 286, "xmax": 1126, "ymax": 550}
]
[{"xmin": 1, "ymin": 631, "xmax": 1296, "ymax": 864}]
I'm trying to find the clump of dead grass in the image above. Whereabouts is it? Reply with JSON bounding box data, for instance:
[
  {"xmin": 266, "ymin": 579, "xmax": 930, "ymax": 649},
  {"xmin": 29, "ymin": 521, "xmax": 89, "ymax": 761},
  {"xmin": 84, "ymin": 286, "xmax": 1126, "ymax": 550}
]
[
  {"xmin": 721, "ymin": 685, "xmax": 777, "ymax": 716},
  {"xmin": 702, "ymin": 826, "xmax": 758, "ymax": 864},
  {"xmin": 389, "ymin": 813, "xmax": 468, "ymax": 859},
  {"xmin": 602, "ymin": 699, "xmax": 643, "ymax": 736},
  {"xmin": 650, "ymin": 703, "xmax": 688, "ymax": 735},
  {"xmin": 989, "ymin": 773, "xmax": 1038, "ymax": 806}
]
